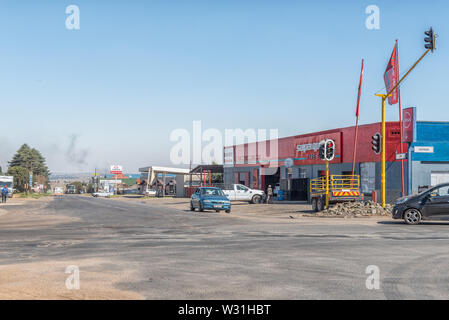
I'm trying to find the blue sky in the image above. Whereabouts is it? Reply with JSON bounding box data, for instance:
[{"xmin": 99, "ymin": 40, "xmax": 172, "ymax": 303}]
[{"xmin": 0, "ymin": 0, "xmax": 447, "ymax": 173}]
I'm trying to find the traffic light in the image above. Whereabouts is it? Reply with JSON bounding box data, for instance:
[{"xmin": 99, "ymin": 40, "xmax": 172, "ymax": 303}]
[
  {"xmin": 371, "ymin": 133, "xmax": 381, "ymax": 154},
  {"xmin": 424, "ymin": 27, "xmax": 436, "ymax": 52},
  {"xmin": 325, "ymin": 139, "xmax": 335, "ymax": 161},
  {"xmin": 319, "ymin": 141, "xmax": 326, "ymax": 160}
]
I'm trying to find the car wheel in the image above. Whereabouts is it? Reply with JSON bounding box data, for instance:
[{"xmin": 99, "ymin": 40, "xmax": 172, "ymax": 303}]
[
  {"xmin": 404, "ymin": 208, "xmax": 422, "ymax": 225},
  {"xmin": 312, "ymin": 198, "xmax": 318, "ymax": 212},
  {"xmin": 215, "ymin": 210, "xmax": 220, "ymax": 212},
  {"xmin": 226, "ymin": 209, "xmax": 231, "ymax": 213},
  {"xmin": 251, "ymin": 194, "xmax": 262, "ymax": 204},
  {"xmin": 199, "ymin": 203, "xmax": 204, "ymax": 212},
  {"xmin": 190, "ymin": 201, "xmax": 195, "ymax": 211}
]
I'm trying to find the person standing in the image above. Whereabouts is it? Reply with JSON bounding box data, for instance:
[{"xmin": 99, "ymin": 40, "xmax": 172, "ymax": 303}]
[
  {"xmin": 1, "ymin": 185, "xmax": 9, "ymax": 203},
  {"xmin": 266, "ymin": 185, "xmax": 273, "ymax": 204}
]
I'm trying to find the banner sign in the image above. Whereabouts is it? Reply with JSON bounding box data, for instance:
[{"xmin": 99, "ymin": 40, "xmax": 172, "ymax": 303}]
[
  {"xmin": 110, "ymin": 165, "xmax": 123, "ymax": 175},
  {"xmin": 223, "ymin": 147, "xmax": 234, "ymax": 167},
  {"xmin": 402, "ymin": 107, "xmax": 416, "ymax": 143},
  {"xmin": 384, "ymin": 42, "xmax": 399, "ymax": 105}
]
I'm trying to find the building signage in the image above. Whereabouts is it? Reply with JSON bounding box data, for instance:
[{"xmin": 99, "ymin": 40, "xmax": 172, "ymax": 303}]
[
  {"xmin": 110, "ymin": 165, "xmax": 123, "ymax": 175},
  {"xmin": 414, "ymin": 146, "xmax": 434, "ymax": 153},
  {"xmin": 293, "ymin": 132, "xmax": 342, "ymax": 165},
  {"xmin": 100, "ymin": 180, "xmax": 122, "ymax": 185},
  {"xmin": 296, "ymin": 142, "xmax": 320, "ymax": 153},
  {"xmin": 284, "ymin": 158, "xmax": 294, "ymax": 168},
  {"xmin": 395, "ymin": 153, "xmax": 407, "ymax": 160},
  {"xmin": 223, "ymin": 147, "xmax": 234, "ymax": 167},
  {"xmin": 402, "ymin": 107, "xmax": 416, "ymax": 143}
]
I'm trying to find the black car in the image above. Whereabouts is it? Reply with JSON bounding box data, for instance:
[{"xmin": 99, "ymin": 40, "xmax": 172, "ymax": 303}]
[{"xmin": 393, "ymin": 183, "xmax": 449, "ymax": 225}]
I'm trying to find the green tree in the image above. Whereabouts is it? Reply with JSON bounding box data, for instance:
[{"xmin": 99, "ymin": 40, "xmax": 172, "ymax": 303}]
[
  {"xmin": 7, "ymin": 166, "xmax": 28, "ymax": 192},
  {"xmin": 8, "ymin": 144, "xmax": 50, "ymax": 189},
  {"xmin": 8, "ymin": 144, "xmax": 33, "ymax": 168},
  {"xmin": 30, "ymin": 148, "xmax": 50, "ymax": 177},
  {"xmin": 72, "ymin": 181, "xmax": 84, "ymax": 193},
  {"xmin": 8, "ymin": 144, "xmax": 50, "ymax": 177}
]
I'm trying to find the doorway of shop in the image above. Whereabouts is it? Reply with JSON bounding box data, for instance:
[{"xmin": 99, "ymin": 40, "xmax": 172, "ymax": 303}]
[
  {"xmin": 290, "ymin": 178, "xmax": 309, "ymax": 201},
  {"xmin": 264, "ymin": 168, "xmax": 280, "ymax": 193}
]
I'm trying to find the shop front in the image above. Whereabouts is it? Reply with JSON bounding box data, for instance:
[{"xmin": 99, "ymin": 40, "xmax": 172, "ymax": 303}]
[{"xmin": 224, "ymin": 121, "xmax": 407, "ymax": 202}]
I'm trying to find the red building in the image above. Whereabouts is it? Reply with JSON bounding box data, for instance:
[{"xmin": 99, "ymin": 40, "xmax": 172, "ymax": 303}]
[{"xmin": 223, "ymin": 121, "xmax": 408, "ymax": 202}]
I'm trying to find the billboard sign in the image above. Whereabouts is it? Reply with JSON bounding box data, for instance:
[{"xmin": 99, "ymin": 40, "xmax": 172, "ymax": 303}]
[
  {"xmin": 402, "ymin": 107, "xmax": 416, "ymax": 143},
  {"xmin": 294, "ymin": 132, "xmax": 342, "ymax": 165},
  {"xmin": 223, "ymin": 147, "xmax": 234, "ymax": 167},
  {"xmin": 110, "ymin": 165, "xmax": 123, "ymax": 175}
]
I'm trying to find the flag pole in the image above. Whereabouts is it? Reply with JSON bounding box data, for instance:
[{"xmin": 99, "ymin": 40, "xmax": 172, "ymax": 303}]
[
  {"xmin": 397, "ymin": 40, "xmax": 405, "ymax": 197},
  {"xmin": 352, "ymin": 59, "xmax": 364, "ymax": 177},
  {"xmin": 377, "ymin": 48, "xmax": 431, "ymax": 208}
]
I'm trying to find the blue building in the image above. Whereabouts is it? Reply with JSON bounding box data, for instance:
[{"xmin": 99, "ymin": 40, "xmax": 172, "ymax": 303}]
[{"xmin": 408, "ymin": 115, "xmax": 449, "ymax": 194}]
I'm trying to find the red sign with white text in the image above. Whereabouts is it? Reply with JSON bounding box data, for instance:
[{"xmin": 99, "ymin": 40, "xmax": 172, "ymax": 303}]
[
  {"xmin": 402, "ymin": 107, "xmax": 415, "ymax": 143},
  {"xmin": 384, "ymin": 43, "xmax": 399, "ymax": 105},
  {"xmin": 293, "ymin": 132, "xmax": 342, "ymax": 165}
]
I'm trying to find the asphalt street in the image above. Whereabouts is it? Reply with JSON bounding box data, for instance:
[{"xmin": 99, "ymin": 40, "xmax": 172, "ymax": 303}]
[{"xmin": 1, "ymin": 195, "xmax": 449, "ymax": 299}]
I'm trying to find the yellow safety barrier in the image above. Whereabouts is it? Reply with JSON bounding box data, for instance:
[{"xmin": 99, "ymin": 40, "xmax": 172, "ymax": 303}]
[{"xmin": 310, "ymin": 175, "xmax": 360, "ymax": 195}]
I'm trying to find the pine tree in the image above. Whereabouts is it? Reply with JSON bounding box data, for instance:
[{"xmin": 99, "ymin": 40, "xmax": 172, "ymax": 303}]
[
  {"xmin": 7, "ymin": 166, "xmax": 28, "ymax": 192},
  {"xmin": 8, "ymin": 144, "xmax": 50, "ymax": 177},
  {"xmin": 8, "ymin": 144, "xmax": 33, "ymax": 168}
]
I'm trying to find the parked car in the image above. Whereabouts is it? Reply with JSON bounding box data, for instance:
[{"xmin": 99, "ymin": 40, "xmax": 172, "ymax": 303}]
[
  {"xmin": 393, "ymin": 183, "xmax": 449, "ymax": 225},
  {"xmin": 145, "ymin": 189, "xmax": 157, "ymax": 197},
  {"xmin": 54, "ymin": 187, "xmax": 64, "ymax": 195},
  {"xmin": 92, "ymin": 191, "xmax": 113, "ymax": 198},
  {"xmin": 221, "ymin": 184, "xmax": 264, "ymax": 204},
  {"xmin": 190, "ymin": 187, "xmax": 231, "ymax": 213}
]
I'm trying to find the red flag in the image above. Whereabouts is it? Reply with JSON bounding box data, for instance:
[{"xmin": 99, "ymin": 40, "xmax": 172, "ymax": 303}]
[
  {"xmin": 355, "ymin": 59, "xmax": 364, "ymax": 117},
  {"xmin": 384, "ymin": 42, "xmax": 399, "ymax": 105}
]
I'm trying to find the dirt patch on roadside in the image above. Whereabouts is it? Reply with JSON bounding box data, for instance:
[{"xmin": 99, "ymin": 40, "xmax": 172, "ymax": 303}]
[
  {"xmin": 0, "ymin": 258, "xmax": 143, "ymax": 300},
  {"xmin": 0, "ymin": 197, "xmax": 80, "ymax": 229}
]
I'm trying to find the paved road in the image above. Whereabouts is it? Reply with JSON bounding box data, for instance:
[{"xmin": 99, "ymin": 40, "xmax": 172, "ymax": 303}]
[{"xmin": 1, "ymin": 195, "xmax": 449, "ymax": 299}]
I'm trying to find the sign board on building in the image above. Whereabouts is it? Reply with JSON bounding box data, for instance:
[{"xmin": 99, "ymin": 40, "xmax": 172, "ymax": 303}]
[
  {"xmin": 294, "ymin": 132, "xmax": 342, "ymax": 165},
  {"xmin": 414, "ymin": 146, "xmax": 434, "ymax": 153},
  {"xmin": 100, "ymin": 180, "xmax": 122, "ymax": 185},
  {"xmin": 402, "ymin": 107, "xmax": 416, "ymax": 143},
  {"xmin": 223, "ymin": 147, "xmax": 234, "ymax": 167},
  {"xmin": 110, "ymin": 165, "xmax": 123, "ymax": 175},
  {"xmin": 284, "ymin": 158, "xmax": 294, "ymax": 168},
  {"xmin": 395, "ymin": 153, "xmax": 407, "ymax": 160}
]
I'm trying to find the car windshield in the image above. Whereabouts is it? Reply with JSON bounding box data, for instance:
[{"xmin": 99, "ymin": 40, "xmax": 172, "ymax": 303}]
[
  {"xmin": 429, "ymin": 185, "xmax": 449, "ymax": 197},
  {"xmin": 0, "ymin": 182, "xmax": 12, "ymax": 188},
  {"xmin": 201, "ymin": 188, "xmax": 225, "ymax": 197}
]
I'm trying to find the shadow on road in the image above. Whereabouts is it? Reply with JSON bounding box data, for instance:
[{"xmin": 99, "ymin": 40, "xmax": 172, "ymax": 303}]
[{"xmin": 378, "ymin": 220, "xmax": 449, "ymax": 226}]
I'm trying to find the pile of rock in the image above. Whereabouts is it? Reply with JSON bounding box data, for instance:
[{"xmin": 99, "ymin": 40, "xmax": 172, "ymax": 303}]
[{"xmin": 317, "ymin": 201, "xmax": 392, "ymax": 217}]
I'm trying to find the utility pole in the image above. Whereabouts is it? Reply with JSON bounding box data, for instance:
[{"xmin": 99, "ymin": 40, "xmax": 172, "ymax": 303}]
[
  {"xmin": 325, "ymin": 160, "xmax": 329, "ymax": 209},
  {"xmin": 376, "ymin": 27, "xmax": 436, "ymax": 208}
]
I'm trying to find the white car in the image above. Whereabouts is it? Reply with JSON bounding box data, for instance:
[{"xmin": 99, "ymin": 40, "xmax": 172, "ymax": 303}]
[
  {"xmin": 92, "ymin": 191, "xmax": 113, "ymax": 198},
  {"xmin": 145, "ymin": 189, "xmax": 157, "ymax": 196},
  {"xmin": 222, "ymin": 184, "xmax": 265, "ymax": 204}
]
